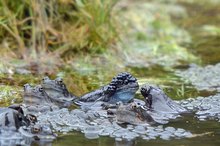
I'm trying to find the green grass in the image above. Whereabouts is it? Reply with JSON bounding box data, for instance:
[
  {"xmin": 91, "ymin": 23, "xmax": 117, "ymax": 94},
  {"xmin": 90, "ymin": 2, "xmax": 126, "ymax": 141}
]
[
  {"xmin": 0, "ymin": 0, "xmax": 118, "ymax": 60},
  {"xmin": 0, "ymin": 85, "xmax": 22, "ymax": 106}
]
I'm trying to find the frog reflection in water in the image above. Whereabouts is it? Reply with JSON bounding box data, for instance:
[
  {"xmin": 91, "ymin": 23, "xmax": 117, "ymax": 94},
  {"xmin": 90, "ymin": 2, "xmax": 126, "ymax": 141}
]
[
  {"xmin": 77, "ymin": 72, "xmax": 139, "ymax": 104},
  {"xmin": 41, "ymin": 76, "xmax": 77, "ymax": 107},
  {"xmin": 19, "ymin": 123, "xmax": 56, "ymax": 141}
]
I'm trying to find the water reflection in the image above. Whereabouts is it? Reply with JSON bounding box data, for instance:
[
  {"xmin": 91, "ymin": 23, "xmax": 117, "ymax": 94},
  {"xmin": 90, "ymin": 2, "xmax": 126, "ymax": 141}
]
[
  {"xmin": 0, "ymin": 131, "xmax": 53, "ymax": 146},
  {"xmin": 115, "ymin": 140, "xmax": 135, "ymax": 146}
]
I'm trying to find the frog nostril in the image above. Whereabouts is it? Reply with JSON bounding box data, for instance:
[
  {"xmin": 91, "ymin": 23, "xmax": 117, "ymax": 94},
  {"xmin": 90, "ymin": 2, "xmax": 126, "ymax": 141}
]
[{"xmin": 132, "ymin": 104, "xmax": 137, "ymax": 109}]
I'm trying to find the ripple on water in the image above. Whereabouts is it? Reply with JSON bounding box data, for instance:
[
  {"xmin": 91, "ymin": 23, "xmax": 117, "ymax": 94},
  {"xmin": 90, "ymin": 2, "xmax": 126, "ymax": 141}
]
[{"xmin": 0, "ymin": 129, "xmax": 26, "ymax": 146}]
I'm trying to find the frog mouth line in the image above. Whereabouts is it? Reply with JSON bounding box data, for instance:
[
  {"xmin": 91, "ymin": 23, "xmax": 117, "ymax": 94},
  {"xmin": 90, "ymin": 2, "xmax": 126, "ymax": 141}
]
[{"xmin": 23, "ymin": 93, "xmax": 46, "ymax": 99}]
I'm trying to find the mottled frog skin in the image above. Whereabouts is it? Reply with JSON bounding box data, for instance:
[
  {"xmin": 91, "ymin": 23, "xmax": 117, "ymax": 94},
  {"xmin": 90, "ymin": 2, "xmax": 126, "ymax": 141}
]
[
  {"xmin": 0, "ymin": 105, "xmax": 56, "ymax": 141},
  {"xmin": 107, "ymin": 102, "xmax": 155, "ymax": 125},
  {"xmin": 139, "ymin": 84, "xmax": 188, "ymax": 123},
  {"xmin": 2, "ymin": 73, "xmax": 200, "ymax": 142},
  {"xmin": 23, "ymin": 84, "xmax": 58, "ymax": 113},
  {"xmin": 78, "ymin": 72, "xmax": 139, "ymax": 104},
  {"xmin": 0, "ymin": 107, "xmax": 27, "ymax": 130},
  {"xmin": 106, "ymin": 84, "xmax": 189, "ymax": 125},
  {"xmin": 140, "ymin": 84, "xmax": 187, "ymax": 114},
  {"xmin": 41, "ymin": 76, "xmax": 77, "ymax": 107},
  {"xmin": 0, "ymin": 105, "xmax": 37, "ymax": 129}
]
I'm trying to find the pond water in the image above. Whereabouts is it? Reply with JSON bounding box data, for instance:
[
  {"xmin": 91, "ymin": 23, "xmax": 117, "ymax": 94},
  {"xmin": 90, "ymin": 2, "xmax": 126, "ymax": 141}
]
[
  {"xmin": 50, "ymin": 73, "xmax": 220, "ymax": 146},
  {"xmin": 1, "ymin": 1, "xmax": 220, "ymax": 146},
  {"xmin": 51, "ymin": 1, "xmax": 220, "ymax": 146}
]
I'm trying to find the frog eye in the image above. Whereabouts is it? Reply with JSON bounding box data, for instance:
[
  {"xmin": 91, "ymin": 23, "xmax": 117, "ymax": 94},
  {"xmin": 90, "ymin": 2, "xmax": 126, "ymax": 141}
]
[
  {"xmin": 140, "ymin": 87, "xmax": 147, "ymax": 94},
  {"xmin": 34, "ymin": 128, "xmax": 39, "ymax": 132},
  {"xmin": 132, "ymin": 104, "xmax": 137, "ymax": 109},
  {"xmin": 39, "ymin": 87, "xmax": 44, "ymax": 92},
  {"xmin": 58, "ymin": 79, "xmax": 63, "ymax": 85},
  {"xmin": 28, "ymin": 115, "xmax": 37, "ymax": 122},
  {"xmin": 23, "ymin": 84, "xmax": 28, "ymax": 88},
  {"xmin": 32, "ymin": 127, "xmax": 40, "ymax": 133},
  {"xmin": 55, "ymin": 78, "xmax": 63, "ymax": 85}
]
